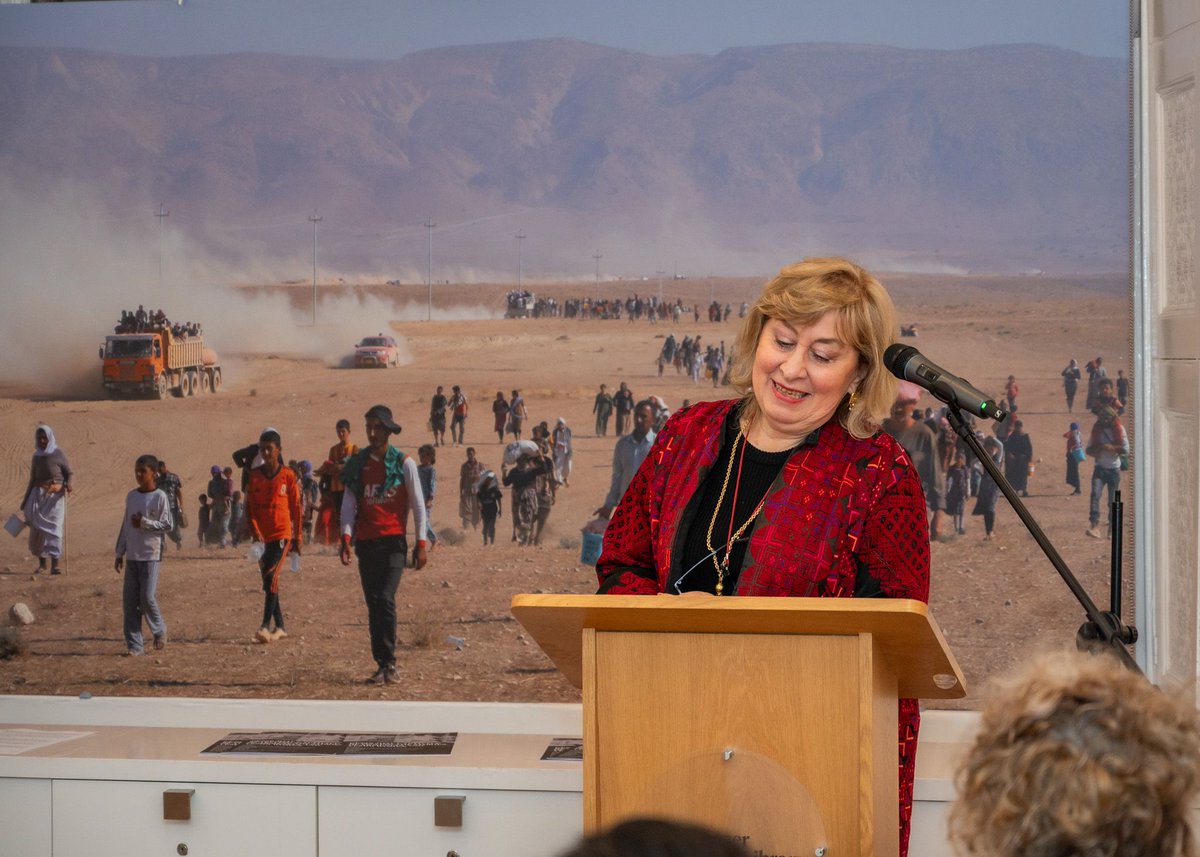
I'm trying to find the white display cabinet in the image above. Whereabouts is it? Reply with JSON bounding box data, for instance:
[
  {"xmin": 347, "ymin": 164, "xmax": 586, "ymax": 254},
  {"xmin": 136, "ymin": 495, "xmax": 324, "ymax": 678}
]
[
  {"xmin": 0, "ymin": 695, "xmax": 973, "ymax": 856},
  {"xmin": 0, "ymin": 696, "xmax": 585, "ymax": 857}
]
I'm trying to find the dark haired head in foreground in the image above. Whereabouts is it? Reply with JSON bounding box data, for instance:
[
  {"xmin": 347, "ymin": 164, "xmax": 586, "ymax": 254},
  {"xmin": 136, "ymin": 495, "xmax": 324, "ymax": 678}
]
[
  {"xmin": 950, "ymin": 650, "xmax": 1200, "ymax": 857},
  {"xmin": 558, "ymin": 819, "xmax": 749, "ymax": 857}
]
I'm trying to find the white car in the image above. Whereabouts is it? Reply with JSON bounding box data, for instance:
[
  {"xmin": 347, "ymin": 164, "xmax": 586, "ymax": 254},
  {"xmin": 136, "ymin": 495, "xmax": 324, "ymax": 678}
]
[{"xmin": 353, "ymin": 335, "xmax": 400, "ymax": 368}]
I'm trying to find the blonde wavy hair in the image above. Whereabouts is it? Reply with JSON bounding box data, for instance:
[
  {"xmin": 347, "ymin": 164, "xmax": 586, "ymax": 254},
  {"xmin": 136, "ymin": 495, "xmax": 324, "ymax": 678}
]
[
  {"xmin": 949, "ymin": 650, "xmax": 1200, "ymax": 857},
  {"xmin": 728, "ymin": 257, "xmax": 897, "ymax": 439}
]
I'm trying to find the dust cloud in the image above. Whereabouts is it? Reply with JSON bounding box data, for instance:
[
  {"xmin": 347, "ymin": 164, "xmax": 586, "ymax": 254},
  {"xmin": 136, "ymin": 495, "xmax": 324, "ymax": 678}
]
[{"xmin": 0, "ymin": 181, "xmax": 499, "ymax": 399}]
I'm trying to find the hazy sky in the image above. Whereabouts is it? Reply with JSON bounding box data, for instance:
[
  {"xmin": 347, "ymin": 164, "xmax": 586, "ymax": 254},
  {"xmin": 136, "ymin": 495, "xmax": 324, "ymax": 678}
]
[{"xmin": 0, "ymin": 0, "xmax": 1129, "ymax": 59}]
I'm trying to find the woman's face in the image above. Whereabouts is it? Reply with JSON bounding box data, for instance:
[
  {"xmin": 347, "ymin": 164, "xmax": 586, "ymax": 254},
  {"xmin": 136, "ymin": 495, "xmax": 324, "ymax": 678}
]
[
  {"xmin": 751, "ymin": 314, "xmax": 864, "ymax": 443},
  {"xmin": 35, "ymin": 429, "xmax": 48, "ymax": 450}
]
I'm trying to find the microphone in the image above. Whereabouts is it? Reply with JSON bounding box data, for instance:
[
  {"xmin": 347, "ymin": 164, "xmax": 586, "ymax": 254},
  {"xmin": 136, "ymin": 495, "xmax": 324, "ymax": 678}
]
[{"xmin": 884, "ymin": 343, "xmax": 1008, "ymax": 422}]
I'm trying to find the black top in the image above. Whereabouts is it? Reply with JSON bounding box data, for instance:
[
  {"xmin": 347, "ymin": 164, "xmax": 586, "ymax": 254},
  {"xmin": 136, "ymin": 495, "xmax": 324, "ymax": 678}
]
[{"xmin": 673, "ymin": 410, "xmax": 811, "ymax": 595}]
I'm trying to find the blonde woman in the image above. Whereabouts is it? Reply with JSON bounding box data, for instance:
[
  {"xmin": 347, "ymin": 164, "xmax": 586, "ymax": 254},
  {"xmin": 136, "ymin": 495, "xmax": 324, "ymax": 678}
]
[{"xmin": 597, "ymin": 257, "xmax": 929, "ymax": 856}]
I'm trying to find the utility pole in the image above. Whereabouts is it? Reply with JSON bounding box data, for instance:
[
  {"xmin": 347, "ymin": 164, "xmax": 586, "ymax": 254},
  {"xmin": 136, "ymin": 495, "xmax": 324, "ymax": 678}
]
[
  {"xmin": 425, "ymin": 217, "xmax": 436, "ymax": 321},
  {"xmin": 593, "ymin": 250, "xmax": 602, "ymax": 300},
  {"xmin": 308, "ymin": 211, "xmax": 322, "ymax": 326},
  {"xmin": 155, "ymin": 203, "xmax": 169, "ymax": 289},
  {"xmin": 656, "ymin": 269, "xmax": 665, "ymax": 304},
  {"xmin": 516, "ymin": 230, "xmax": 526, "ymax": 291}
]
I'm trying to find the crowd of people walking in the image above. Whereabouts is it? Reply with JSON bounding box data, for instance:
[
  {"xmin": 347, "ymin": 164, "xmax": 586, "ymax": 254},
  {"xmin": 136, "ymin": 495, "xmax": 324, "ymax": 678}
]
[
  {"xmin": 874, "ymin": 352, "xmax": 1129, "ymax": 544},
  {"xmin": 655, "ymin": 333, "xmax": 732, "ymax": 385},
  {"xmin": 13, "ymin": 325, "xmax": 1132, "ymax": 686}
]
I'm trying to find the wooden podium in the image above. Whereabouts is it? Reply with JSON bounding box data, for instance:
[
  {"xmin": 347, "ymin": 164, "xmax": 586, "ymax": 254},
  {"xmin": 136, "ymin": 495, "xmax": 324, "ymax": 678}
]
[{"xmin": 512, "ymin": 594, "xmax": 965, "ymax": 857}]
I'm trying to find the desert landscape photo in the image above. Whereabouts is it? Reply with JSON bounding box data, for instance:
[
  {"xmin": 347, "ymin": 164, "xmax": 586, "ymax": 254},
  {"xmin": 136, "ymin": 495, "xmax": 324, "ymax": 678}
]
[
  {"xmin": 0, "ymin": 2, "xmax": 1135, "ymax": 714},
  {"xmin": 0, "ymin": 270, "xmax": 1132, "ymax": 709}
]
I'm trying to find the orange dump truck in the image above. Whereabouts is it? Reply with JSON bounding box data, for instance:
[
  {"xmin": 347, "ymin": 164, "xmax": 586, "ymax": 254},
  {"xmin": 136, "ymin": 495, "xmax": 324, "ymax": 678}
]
[{"xmin": 100, "ymin": 326, "xmax": 221, "ymax": 399}]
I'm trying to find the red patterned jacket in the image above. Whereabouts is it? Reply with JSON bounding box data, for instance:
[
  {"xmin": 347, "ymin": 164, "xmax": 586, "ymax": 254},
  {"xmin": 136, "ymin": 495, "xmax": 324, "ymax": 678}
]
[{"xmin": 596, "ymin": 398, "xmax": 930, "ymax": 855}]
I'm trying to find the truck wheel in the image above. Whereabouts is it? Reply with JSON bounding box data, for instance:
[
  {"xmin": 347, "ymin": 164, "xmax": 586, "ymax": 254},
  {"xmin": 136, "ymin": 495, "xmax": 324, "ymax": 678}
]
[
  {"xmin": 156, "ymin": 376, "xmax": 169, "ymax": 399},
  {"xmin": 186, "ymin": 371, "xmax": 199, "ymax": 397},
  {"xmin": 200, "ymin": 370, "xmax": 212, "ymax": 394},
  {"xmin": 211, "ymin": 368, "xmax": 222, "ymax": 392}
]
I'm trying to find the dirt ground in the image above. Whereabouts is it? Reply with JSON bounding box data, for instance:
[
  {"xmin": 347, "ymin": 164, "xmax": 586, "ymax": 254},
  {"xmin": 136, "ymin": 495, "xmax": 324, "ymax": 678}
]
[{"xmin": 0, "ymin": 272, "xmax": 1132, "ymax": 708}]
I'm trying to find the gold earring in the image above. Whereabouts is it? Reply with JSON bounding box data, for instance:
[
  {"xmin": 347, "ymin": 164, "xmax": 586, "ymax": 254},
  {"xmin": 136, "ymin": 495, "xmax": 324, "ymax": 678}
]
[{"xmin": 847, "ymin": 389, "xmax": 859, "ymax": 412}]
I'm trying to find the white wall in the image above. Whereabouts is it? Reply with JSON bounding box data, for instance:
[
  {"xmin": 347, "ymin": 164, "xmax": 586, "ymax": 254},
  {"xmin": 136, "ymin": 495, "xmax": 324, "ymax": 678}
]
[{"xmin": 1140, "ymin": 0, "xmax": 1200, "ymax": 690}]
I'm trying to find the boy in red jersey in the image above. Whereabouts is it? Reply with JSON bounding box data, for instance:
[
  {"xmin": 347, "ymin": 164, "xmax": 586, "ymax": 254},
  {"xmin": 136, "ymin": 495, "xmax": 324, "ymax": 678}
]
[
  {"xmin": 245, "ymin": 429, "xmax": 302, "ymax": 644},
  {"xmin": 339, "ymin": 405, "xmax": 428, "ymax": 685}
]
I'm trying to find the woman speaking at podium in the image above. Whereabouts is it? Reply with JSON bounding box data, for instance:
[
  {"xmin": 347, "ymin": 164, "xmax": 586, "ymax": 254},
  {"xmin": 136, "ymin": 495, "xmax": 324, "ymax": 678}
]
[{"xmin": 596, "ymin": 257, "xmax": 930, "ymax": 856}]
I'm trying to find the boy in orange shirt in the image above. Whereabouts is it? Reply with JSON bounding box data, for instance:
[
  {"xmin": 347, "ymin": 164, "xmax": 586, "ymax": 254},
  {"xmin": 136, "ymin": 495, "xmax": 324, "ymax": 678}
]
[{"xmin": 245, "ymin": 428, "xmax": 302, "ymax": 644}]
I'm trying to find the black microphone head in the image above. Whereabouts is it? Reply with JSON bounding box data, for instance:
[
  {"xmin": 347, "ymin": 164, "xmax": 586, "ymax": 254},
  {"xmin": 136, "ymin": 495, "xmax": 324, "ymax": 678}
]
[{"xmin": 883, "ymin": 343, "xmax": 917, "ymax": 378}]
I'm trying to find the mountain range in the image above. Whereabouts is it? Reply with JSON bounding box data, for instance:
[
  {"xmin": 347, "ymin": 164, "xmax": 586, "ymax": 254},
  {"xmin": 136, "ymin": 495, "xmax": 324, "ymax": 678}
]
[{"xmin": 0, "ymin": 41, "xmax": 1128, "ymax": 277}]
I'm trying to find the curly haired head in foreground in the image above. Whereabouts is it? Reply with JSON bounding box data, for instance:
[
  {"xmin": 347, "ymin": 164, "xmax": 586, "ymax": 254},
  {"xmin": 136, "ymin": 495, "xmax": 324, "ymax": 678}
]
[{"xmin": 949, "ymin": 650, "xmax": 1200, "ymax": 857}]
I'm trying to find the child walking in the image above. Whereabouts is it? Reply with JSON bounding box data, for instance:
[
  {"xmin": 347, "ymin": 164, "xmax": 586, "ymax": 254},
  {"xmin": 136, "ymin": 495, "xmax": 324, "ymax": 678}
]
[
  {"xmin": 477, "ymin": 470, "xmax": 503, "ymax": 545},
  {"xmin": 299, "ymin": 460, "xmax": 320, "ymax": 542},
  {"xmin": 228, "ymin": 491, "xmax": 246, "ymax": 547},
  {"xmin": 1064, "ymin": 421, "xmax": 1084, "ymax": 495},
  {"xmin": 197, "ymin": 494, "xmax": 210, "ymax": 548},
  {"xmin": 114, "ymin": 454, "xmax": 173, "ymax": 656},
  {"xmin": 945, "ymin": 452, "xmax": 969, "ymax": 536},
  {"xmin": 417, "ymin": 444, "xmax": 439, "ymax": 549},
  {"xmin": 244, "ymin": 429, "xmax": 302, "ymax": 644}
]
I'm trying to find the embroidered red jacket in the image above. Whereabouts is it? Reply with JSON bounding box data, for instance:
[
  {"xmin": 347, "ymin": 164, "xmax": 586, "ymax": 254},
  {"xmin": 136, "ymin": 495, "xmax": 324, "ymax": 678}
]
[{"xmin": 596, "ymin": 398, "xmax": 930, "ymax": 855}]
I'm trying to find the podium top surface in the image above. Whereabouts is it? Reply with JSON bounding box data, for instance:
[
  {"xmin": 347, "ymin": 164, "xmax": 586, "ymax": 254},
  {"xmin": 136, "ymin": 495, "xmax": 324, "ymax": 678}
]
[{"xmin": 512, "ymin": 594, "xmax": 966, "ymax": 699}]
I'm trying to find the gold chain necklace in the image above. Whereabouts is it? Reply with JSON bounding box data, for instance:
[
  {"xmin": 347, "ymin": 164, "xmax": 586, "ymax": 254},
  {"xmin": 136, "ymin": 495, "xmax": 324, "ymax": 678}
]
[{"xmin": 704, "ymin": 426, "xmax": 771, "ymax": 595}]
